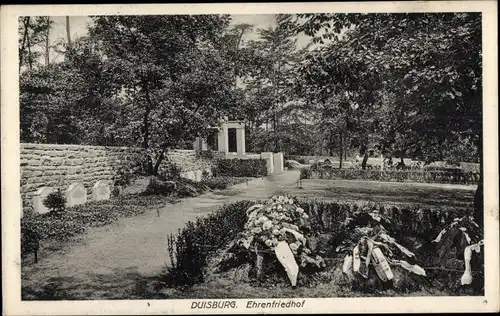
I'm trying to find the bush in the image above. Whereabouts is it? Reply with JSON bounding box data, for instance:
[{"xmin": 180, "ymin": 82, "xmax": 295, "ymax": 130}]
[
  {"xmin": 300, "ymin": 168, "xmax": 312, "ymax": 179},
  {"xmin": 195, "ymin": 150, "xmax": 215, "ymax": 160},
  {"xmin": 165, "ymin": 200, "xmax": 254, "ymax": 286},
  {"xmin": 302, "ymin": 166, "xmax": 480, "ymax": 185},
  {"xmin": 144, "ymin": 177, "xmax": 177, "ymax": 196},
  {"xmin": 113, "ymin": 168, "xmax": 134, "ymax": 187},
  {"xmin": 43, "ymin": 189, "xmax": 66, "ymax": 214},
  {"xmin": 200, "ymin": 176, "xmax": 247, "ymax": 190},
  {"xmin": 212, "ymin": 159, "xmax": 267, "ymax": 178},
  {"xmin": 160, "ymin": 162, "xmax": 182, "ymax": 180}
]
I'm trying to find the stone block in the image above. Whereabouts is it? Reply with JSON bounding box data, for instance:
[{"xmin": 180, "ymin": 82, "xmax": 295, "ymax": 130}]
[
  {"xmin": 181, "ymin": 171, "xmax": 196, "ymax": 181},
  {"xmin": 273, "ymin": 152, "xmax": 284, "ymax": 174},
  {"xmin": 66, "ymin": 183, "xmax": 87, "ymax": 207},
  {"xmin": 32, "ymin": 187, "xmax": 57, "ymax": 214},
  {"xmin": 92, "ymin": 181, "xmax": 111, "ymax": 201}
]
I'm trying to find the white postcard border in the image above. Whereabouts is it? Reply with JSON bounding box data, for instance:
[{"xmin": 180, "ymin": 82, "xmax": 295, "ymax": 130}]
[{"xmin": 2, "ymin": 1, "xmax": 498, "ymax": 315}]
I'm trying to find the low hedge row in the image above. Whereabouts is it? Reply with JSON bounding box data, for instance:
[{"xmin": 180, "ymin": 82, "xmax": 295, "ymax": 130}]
[
  {"xmin": 164, "ymin": 198, "xmax": 470, "ymax": 286},
  {"xmin": 212, "ymin": 159, "xmax": 268, "ymax": 178},
  {"xmin": 165, "ymin": 200, "xmax": 254, "ymax": 285},
  {"xmin": 300, "ymin": 167, "xmax": 480, "ymax": 185}
]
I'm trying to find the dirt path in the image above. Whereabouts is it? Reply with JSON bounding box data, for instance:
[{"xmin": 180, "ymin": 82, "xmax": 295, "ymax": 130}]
[{"xmin": 22, "ymin": 171, "xmax": 301, "ymax": 300}]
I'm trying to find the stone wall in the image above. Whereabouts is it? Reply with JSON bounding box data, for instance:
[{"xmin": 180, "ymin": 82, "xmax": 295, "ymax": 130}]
[{"xmin": 20, "ymin": 143, "xmax": 222, "ymax": 200}]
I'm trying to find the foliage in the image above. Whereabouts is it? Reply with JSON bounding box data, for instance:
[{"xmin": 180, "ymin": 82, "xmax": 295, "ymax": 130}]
[
  {"xmin": 113, "ymin": 168, "xmax": 135, "ymax": 187},
  {"xmin": 201, "ymin": 176, "xmax": 249, "ymax": 190},
  {"xmin": 195, "ymin": 150, "xmax": 215, "ymax": 160},
  {"xmin": 212, "ymin": 159, "xmax": 268, "ymax": 178},
  {"xmin": 42, "ymin": 189, "xmax": 66, "ymax": 214},
  {"xmin": 88, "ymin": 15, "xmax": 236, "ymax": 174},
  {"xmin": 285, "ymin": 13, "xmax": 481, "ymax": 165},
  {"xmin": 18, "ymin": 16, "xmax": 53, "ymax": 72},
  {"xmin": 143, "ymin": 175, "xmax": 249, "ymax": 197},
  {"xmin": 144, "ymin": 177, "xmax": 178, "ymax": 196},
  {"xmin": 165, "ymin": 200, "xmax": 254, "ymax": 286},
  {"xmin": 20, "ymin": 15, "xmax": 238, "ymax": 174},
  {"xmin": 158, "ymin": 162, "xmax": 183, "ymax": 180}
]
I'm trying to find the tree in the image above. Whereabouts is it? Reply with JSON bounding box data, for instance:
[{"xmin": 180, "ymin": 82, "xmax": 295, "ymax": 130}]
[
  {"xmin": 18, "ymin": 16, "xmax": 52, "ymax": 72},
  {"xmin": 288, "ymin": 13, "xmax": 483, "ymax": 222},
  {"xmin": 88, "ymin": 15, "xmax": 236, "ymax": 174}
]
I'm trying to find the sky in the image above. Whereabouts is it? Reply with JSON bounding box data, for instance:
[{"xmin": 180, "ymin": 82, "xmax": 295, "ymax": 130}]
[{"xmin": 43, "ymin": 14, "xmax": 312, "ymax": 64}]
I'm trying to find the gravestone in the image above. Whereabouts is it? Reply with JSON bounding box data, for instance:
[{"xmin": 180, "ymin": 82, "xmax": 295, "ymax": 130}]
[
  {"xmin": 66, "ymin": 183, "xmax": 87, "ymax": 207},
  {"xmin": 92, "ymin": 181, "xmax": 111, "ymax": 201},
  {"xmin": 181, "ymin": 171, "xmax": 196, "ymax": 181},
  {"xmin": 195, "ymin": 170, "xmax": 203, "ymax": 182},
  {"xmin": 32, "ymin": 187, "xmax": 56, "ymax": 214}
]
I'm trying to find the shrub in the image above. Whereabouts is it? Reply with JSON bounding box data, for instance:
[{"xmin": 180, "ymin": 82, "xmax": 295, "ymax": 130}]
[
  {"xmin": 43, "ymin": 189, "xmax": 66, "ymax": 214},
  {"xmin": 202, "ymin": 169, "xmax": 212, "ymax": 180},
  {"xmin": 113, "ymin": 168, "xmax": 134, "ymax": 187},
  {"xmin": 200, "ymin": 176, "xmax": 249, "ymax": 190},
  {"xmin": 195, "ymin": 150, "xmax": 215, "ymax": 160},
  {"xmin": 21, "ymin": 220, "xmax": 41, "ymax": 263},
  {"xmin": 160, "ymin": 162, "xmax": 183, "ymax": 180},
  {"xmin": 212, "ymin": 159, "xmax": 267, "ymax": 178},
  {"xmin": 111, "ymin": 186, "xmax": 120, "ymax": 197},
  {"xmin": 144, "ymin": 177, "xmax": 177, "ymax": 196},
  {"xmin": 300, "ymin": 168, "xmax": 312, "ymax": 179},
  {"xmin": 165, "ymin": 200, "xmax": 254, "ymax": 286}
]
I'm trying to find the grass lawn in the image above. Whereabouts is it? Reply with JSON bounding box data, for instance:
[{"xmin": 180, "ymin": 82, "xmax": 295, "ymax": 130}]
[{"xmin": 275, "ymin": 178, "xmax": 476, "ymax": 210}]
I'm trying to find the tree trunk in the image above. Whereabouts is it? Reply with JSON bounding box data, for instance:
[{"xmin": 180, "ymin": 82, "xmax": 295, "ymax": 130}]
[
  {"xmin": 473, "ymin": 138, "xmax": 483, "ymax": 229},
  {"xmin": 339, "ymin": 131, "xmax": 343, "ymax": 169},
  {"xmin": 66, "ymin": 16, "xmax": 72, "ymax": 48},
  {"xmin": 360, "ymin": 144, "xmax": 369, "ymax": 170},
  {"xmin": 45, "ymin": 17, "xmax": 50, "ymax": 66},
  {"xmin": 142, "ymin": 85, "xmax": 153, "ymax": 174},
  {"xmin": 153, "ymin": 151, "xmax": 165, "ymax": 175},
  {"xmin": 329, "ymin": 131, "xmax": 334, "ymax": 156},
  {"xmin": 400, "ymin": 156, "xmax": 405, "ymax": 166},
  {"xmin": 19, "ymin": 17, "xmax": 29, "ymax": 71},
  {"xmin": 26, "ymin": 18, "xmax": 33, "ymax": 71},
  {"xmin": 362, "ymin": 152, "xmax": 369, "ymax": 170}
]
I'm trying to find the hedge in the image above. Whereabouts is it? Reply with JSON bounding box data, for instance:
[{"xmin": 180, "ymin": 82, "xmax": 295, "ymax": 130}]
[
  {"xmin": 164, "ymin": 198, "xmax": 470, "ymax": 286},
  {"xmin": 212, "ymin": 159, "xmax": 268, "ymax": 178},
  {"xmin": 300, "ymin": 166, "xmax": 480, "ymax": 185},
  {"xmin": 165, "ymin": 200, "xmax": 254, "ymax": 285}
]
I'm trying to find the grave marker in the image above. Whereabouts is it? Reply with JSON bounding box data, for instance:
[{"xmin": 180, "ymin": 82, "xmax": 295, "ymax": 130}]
[
  {"xmin": 92, "ymin": 181, "xmax": 111, "ymax": 201},
  {"xmin": 66, "ymin": 183, "xmax": 87, "ymax": 207},
  {"xmin": 32, "ymin": 187, "xmax": 56, "ymax": 214},
  {"xmin": 195, "ymin": 170, "xmax": 203, "ymax": 182}
]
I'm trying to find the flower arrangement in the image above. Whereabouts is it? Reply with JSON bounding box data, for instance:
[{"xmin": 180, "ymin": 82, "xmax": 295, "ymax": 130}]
[
  {"xmin": 432, "ymin": 216, "xmax": 483, "ymax": 286},
  {"xmin": 235, "ymin": 195, "xmax": 326, "ymax": 286},
  {"xmin": 337, "ymin": 210, "xmax": 426, "ymax": 282}
]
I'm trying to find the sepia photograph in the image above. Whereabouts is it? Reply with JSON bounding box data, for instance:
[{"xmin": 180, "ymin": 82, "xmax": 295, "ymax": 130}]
[{"xmin": 2, "ymin": 1, "xmax": 498, "ymax": 315}]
